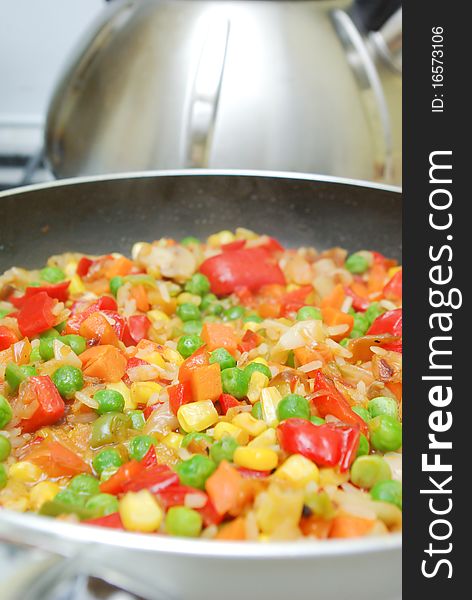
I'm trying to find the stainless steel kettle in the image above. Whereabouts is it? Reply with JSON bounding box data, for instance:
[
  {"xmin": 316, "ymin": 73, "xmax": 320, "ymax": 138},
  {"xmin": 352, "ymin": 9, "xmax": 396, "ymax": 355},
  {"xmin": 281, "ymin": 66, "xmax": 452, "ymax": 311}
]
[{"xmin": 45, "ymin": 0, "xmax": 402, "ymax": 183}]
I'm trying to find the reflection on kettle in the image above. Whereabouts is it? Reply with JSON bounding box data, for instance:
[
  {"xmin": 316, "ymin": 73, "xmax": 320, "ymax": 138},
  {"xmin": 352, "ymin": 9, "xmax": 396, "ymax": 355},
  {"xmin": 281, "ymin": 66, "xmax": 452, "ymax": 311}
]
[{"xmin": 46, "ymin": 0, "xmax": 402, "ymax": 184}]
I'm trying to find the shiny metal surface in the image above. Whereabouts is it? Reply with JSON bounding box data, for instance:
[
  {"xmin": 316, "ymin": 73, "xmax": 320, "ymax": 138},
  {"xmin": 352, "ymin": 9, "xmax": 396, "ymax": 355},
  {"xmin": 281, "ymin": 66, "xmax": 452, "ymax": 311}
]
[
  {"xmin": 0, "ymin": 170, "xmax": 401, "ymax": 600},
  {"xmin": 45, "ymin": 0, "xmax": 401, "ymax": 183}
]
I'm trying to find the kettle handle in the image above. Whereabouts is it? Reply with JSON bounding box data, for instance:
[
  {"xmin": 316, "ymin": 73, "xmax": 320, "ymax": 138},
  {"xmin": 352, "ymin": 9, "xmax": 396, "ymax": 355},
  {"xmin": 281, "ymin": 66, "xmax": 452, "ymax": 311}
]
[{"xmin": 183, "ymin": 17, "xmax": 230, "ymax": 168}]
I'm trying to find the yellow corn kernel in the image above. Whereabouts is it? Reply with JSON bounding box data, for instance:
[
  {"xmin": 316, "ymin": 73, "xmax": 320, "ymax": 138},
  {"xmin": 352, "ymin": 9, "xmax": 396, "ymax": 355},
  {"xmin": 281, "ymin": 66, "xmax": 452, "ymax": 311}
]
[
  {"xmin": 251, "ymin": 357, "xmax": 269, "ymax": 366},
  {"xmin": 147, "ymin": 309, "xmax": 170, "ymax": 324},
  {"xmin": 274, "ymin": 454, "xmax": 320, "ymax": 487},
  {"xmin": 233, "ymin": 447, "xmax": 278, "ymax": 471},
  {"xmin": 319, "ymin": 467, "xmax": 350, "ymax": 487},
  {"xmin": 130, "ymin": 381, "xmax": 162, "ymax": 408},
  {"xmin": 213, "ymin": 421, "xmax": 249, "ymax": 445},
  {"xmin": 286, "ymin": 284, "xmax": 301, "ymax": 293},
  {"xmin": 232, "ymin": 413, "xmax": 267, "ymax": 437},
  {"xmin": 176, "ymin": 292, "xmax": 201, "ymax": 306},
  {"xmin": 388, "ymin": 266, "xmax": 402, "ymax": 278},
  {"xmin": 260, "ymin": 387, "xmax": 282, "ymax": 426},
  {"xmin": 119, "ymin": 490, "xmax": 163, "ymax": 532},
  {"xmin": 30, "ymin": 481, "xmax": 61, "ymax": 510},
  {"xmin": 64, "ymin": 261, "xmax": 78, "ymax": 278},
  {"xmin": 161, "ymin": 432, "xmax": 184, "ymax": 450},
  {"xmin": 177, "ymin": 400, "xmax": 219, "ymax": 433},
  {"xmin": 68, "ymin": 274, "xmax": 86, "ymax": 295},
  {"xmin": 243, "ymin": 321, "xmax": 261, "ymax": 332},
  {"xmin": 246, "ymin": 371, "xmax": 269, "ymax": 404},
  {"xmin": 107, "ymin": 381, "xmax": 133, "ymax": 410},
  {"xmin": 9, "ymin": 461, "xmax": 43, "ymax": 483},
  {"xmin": 255, "ymin": 483, "xmax": 304, "ymax": 536},
  {"xmin": 142, "ymin": 351, "xmax": 166, "ymax": 369},
  {"xmin": 248, "ymin": 428, "xmax": 277, "ymax": 448},
  {"xmin": 162, "ymin": 347, "xmax": 184, "ymax": 366},
  {"xmin": 207, "ymin": 230, "xmax": 235, "ymax": 247},
  {"xmin": 235, "ymin": 227, "xmax": 258, "ymax": 240}
]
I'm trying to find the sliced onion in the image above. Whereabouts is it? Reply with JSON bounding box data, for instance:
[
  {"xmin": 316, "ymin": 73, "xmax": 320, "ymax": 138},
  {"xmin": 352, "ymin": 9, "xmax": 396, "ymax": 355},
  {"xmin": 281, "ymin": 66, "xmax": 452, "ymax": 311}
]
[
  {"xmin": 143, "ymin": 401, "xmax": 178, "ymax": 435},
  {"xmin": 75, "ymin": 390, "xmax": 99, "ymax": 410},
  {"xmin": 185, "ymin": 494, "xmax": 207, "ymax": 509},
  {"xmin": 298, "ymin": 360, "xmax": 323, "ymax": 373},
  {"xmin": 127, "ymin": 364, "xmax": 162, "ymax": 382}
]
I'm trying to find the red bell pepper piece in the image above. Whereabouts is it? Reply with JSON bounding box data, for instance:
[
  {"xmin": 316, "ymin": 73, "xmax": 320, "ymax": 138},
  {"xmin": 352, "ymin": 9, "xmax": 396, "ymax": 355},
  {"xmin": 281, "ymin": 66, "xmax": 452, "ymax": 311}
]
[
  {"xmin": 26, "ymin": 440, "xmax": 90, "ymax": 476},
  {"xmin": 10, "ymin": 281, "xmax": 70, "ymax": 308},
  {"xmin": 199, "ymin": 247, "xmax": 285, "ymax": 295},
  {"xmin": 367, "ymin": 308, "xmax": 402, "ymax": 353},
  {"xmin": 168, "ymin": 381, "xmax": 193, "ymax": 415},
  {"xmin": 280, "ymin": 285, "xmax": 314, "ymax": 317},
  {"xmin": 122, "ymin": 315, "xmax": 151, "ymax": 346},
  {"xmin": 17, "ymin": 292, "xmax": 57, "ymax": 338},
  {"xmin": 218, "ymin": 393, "xmax": 241, "ymax": 415},
  {"xmin": 311, "ymin": 371, "xmax": 368, "ymax": 435},
  {"xmin": 100, "ymin": 310, "xmax": 127, "ymax": 340},
  {"xmin": 157, "ymin": 485, "xmax": 223, "ymax": 526},
  {"xmin": 0, "ymin": 325, "xmax": 19, "ymax": 350},
  {"xmin": 345, "ymin": 286, "xmax": 370, "ymax": 312},
  {"xmin": 65, "ymin": 296, "xmax": 118, "ymax": 334},
  {"xmin": 84, "ymin": 512, "xmax": 124, "ymax": 529},
  {"xmin": 222, "ymin": 239, "xmax": 246, "ymax": 252},
  {"xmin": 237, "ymin": 467, "xmax": 271, "ymax": 479},
  {"xmin": 20, "ymin": 376, "xmax": 65, "ymax": 433},
  {"xmin": 76, "ymin": 257, "xmax": 94, "ymax": 277},
  {"xmin": 99, "ymin": 461, "xmax": 143, "ymax": 495},
  {"xmin": 178, "ymin": 346, "xmax": 209, "ymax": 383},
  {"xmin": 238, "ymin": 330, "xmax": 261, "ymax": 353},
  {"xmin": 277, "ymin": 418, "xmax": 360, "ymax": 471},
  {"xmin": 383, "ymin": 269, "xmax": 402, "ymax": 301},
  {"xmin": 123, "ymin": 464, "xmax": 179, "ymax": 494}
]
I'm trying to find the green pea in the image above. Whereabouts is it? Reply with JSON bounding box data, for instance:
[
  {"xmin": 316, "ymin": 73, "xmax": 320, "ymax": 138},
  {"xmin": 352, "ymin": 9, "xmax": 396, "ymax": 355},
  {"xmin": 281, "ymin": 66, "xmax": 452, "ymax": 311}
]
[
  {"xmin": 54, "ymin": 489, "xmax": 87, "ymax": 507},
  {"xmin": 223, "ymin": 305, "xmax": 245, "ymax": 321},
  {"xmin": 350, "ymin": 455, "xmax": 392, "ymax": 489},
  {"xmin": 55, "ymin": 321, "xmax": 67, "ymax": 334},
  {"xmin": 61, "ymin": 334, "xmax": 87, "ymax": 355},
  {"xmin": 165, "ymin": 506, "xmax": 203, "ymax": 537},
  {"xmin": 371, "ymin": 480, "xmax": 402, "ymax": 510},
  {"xmin": 296, "ymin": 306, "xmax": 322, "ymax": 321},
  {"xmin": 91, "ymin": 412, "xmax": 130, "ymax": 448},
  {"xmin": 39, "ymin": 337, "xmax": 56, "ymax": 361},
  {"xmin": 243, "ymin": 314, "xmax": 263, "ymax": 324},
  {"xmin": 185, "ymin": 273, "xmax": 211, "ymax": 296},
  {"xmin": 368, "ymin": 396, "xmax": 399, "ymax": 420},
  {"xmin": 339, "ymin": 338, "xmax": 349, "ymax": 347},
  {"xmin": 356, "ymin": 433, "xmax": 370, "ymax": 457},
  {"xmin": 352, "ymin": 406, "xmax": 371, "ymax": 423},
  {"xmin": 251, "ymin": 402, "xmax": 263, "ymax": 420},
  {"xmin": 310, "ymin": 415, "xmax": 325, "ymax": 426},
  {"xmin": 85, "ymin": 493, "xmax": 119, "ymax": 517},
  {"xmin": 182, "ymin": 320, "xmax": 203, "ymax": 335},
  {"xmin": 181, "ymin": 236, "xmax": 200, "ymax": 247},
  {"xmin": 345, "ymin": 253, "xmax": 369, "ymax": 274},
  {"xmin": 365, "ymin": 302, "xmax": 385, "ymax": 324},
  {"xmin": 200, "ymin": 293, "xmax": 218, "ymax": 311},
  {"xmin": 177, "ymin": 303, "xmax": 201, "ymax": 322},
  {"xmin": 92, "ymin": 448, "xmax": 123, "ymax": 475},
  {"xmin": 350, "ymin": 313, "xmax": 370, "ymax": 336},
  {"xmin": 177, "ymin": 335, "xmax": 204, "ymax": 359},
  {"xmin": 40, "ymin": 328, "xmax": 60, "ymax": 339},
  {"xmin": 0, "ymin": 434, "xmax": 11, "ymax": 461},
  {"xmin": 209, "ymin": 436, "xmax": 239, "ymax": 465},
  {"xmin": 39, "ymin": 266, "xmax": 65, "ymax": 283},
  {"xmin": 221, "ymin": 367, "xmax": 248, "ymax": 399},
  {"xmin": 128, "ymin": 435, "xmax": 156, "ymax": 461},
  {"xmin": 94, "ymin": 389, "xmax": 125, "ymax": 415},
  {"xmin": 205, "ymin": 302, "xmax": 223, "ymax": 316},
  {"xmin": 368, "ymin": 415, "xmax": 402, "ymax": 452},
  {"xmin": 277, "ymin": 393, "xmax": 310, "ymax": 421},
  {"xmin": 182, "ymin": 432, "xmax": 213, "ymax": 449},
  {"xmin": 349, "ymin": 329, "xmax": 364, "ymax": 339},
  {"xmin": 243, "ymin": 362, "xmax": 272, "ymax": 383},
  {"xmin": 176, "ymin": 455, "xmax": 216, "ymax": 489},
  {"xmin": 0, "ymin": 395, "xmax": 13, "ymax": 429},
  {"xmin": 209, "ymin": 348, "xmax": 237, "ymax": 371},
  {"xmin": 0, "ymin": 308, "xmax": 12, "ymax": 319},
  {"xmin": 68, "ymin": 473, "xmax": 100, "ymax": 497},
  {"xmin": 0, "ymin": 465, "xmax": 8, "ymax": 490},
  {"xmin": 5, "ymin": 363, "xmax": 36, "ymax": 393},
  {"xmin": 52, "ymin": 365, "xmax": 84, "ymax": 399},
  {"xmin": 109, "ymin": 276, "xmax": 124, "ymax": 297},
  {"xmin": 348, "ymin": 307, "xmax": 356, "ymax": 316},
  {"xmin": 128, "ymin": 410, "xmax": 145, "ymax": 430}
]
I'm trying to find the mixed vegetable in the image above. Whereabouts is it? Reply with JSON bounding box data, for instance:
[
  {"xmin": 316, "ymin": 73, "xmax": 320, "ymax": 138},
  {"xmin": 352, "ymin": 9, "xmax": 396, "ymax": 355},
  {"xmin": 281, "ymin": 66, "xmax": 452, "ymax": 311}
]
[{"xmin": 0, "ymin": 229, "xmax": 402, "ymax": 541}]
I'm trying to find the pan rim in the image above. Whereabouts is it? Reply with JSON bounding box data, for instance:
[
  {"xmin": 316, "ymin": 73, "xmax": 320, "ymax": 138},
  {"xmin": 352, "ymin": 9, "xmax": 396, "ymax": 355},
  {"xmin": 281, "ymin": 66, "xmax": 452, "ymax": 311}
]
[{"xmin": 0, "ymin": 169, "xmax": 402, "ymax": 199}]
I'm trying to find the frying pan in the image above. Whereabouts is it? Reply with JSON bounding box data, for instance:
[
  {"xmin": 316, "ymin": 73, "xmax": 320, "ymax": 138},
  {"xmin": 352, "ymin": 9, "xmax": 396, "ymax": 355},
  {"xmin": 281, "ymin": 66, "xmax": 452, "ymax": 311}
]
[{"xmin": 0, "ymin": 171, "xmax": 402, "ymax": 600}]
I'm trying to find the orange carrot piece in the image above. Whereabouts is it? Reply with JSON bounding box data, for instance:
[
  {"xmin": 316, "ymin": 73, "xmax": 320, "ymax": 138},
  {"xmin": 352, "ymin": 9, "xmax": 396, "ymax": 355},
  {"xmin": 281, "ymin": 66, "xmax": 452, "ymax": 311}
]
[
  {"xmin": 79, "ymin": 311, "xmax": 120, "ymax": 346},
  {"xmin": 300, "ymin": 516, "xmax": 332, "ymax": 539},
  {"xmin": 130, "ymin": 284, "xmax": 150, "ymax": 312},
  {"xmin": 27, "ymin": 441, "xmax": 91, "ymax": 477},
  {"xmin": 294, "ymin": 346, "xmax": 325, "ymax": 376},
  {"xmin": 368, "ymin": 263, "xmax": 388, "ymax": 294},
  {"xmin": 190, "ymin": 362, "xmax": 223, "ymax": 402},
  {"xmin": 329, "ymin": 515, "xmax": 375, "ymax": 538},
  {"xmin": 205, "ymin": 460, "xmax": 243, "ymax": 515},
  {"xmin": 201, "ymin": 322, "xmax": 238, "ymax": 353},
  {"xmin": 105, "ymin": 256, "xmax": 134, "ymax": 279},
  {"xmin": 386, "ymin": 381, "xmax": 402, "ymax": 400},
  {"xmin": 350, "ymin": 281, "xmax": 369, "ymax": 299},
  {"xmin": 80, "ymin": 345, "xmax": 127, "ymax": 382},
  {"xmin": 215, "ymin": 517, "xmax": 247, "ymax": 540},
  {"xmin": 321, "ymin": 306, "xmax": 354, "ymax": 341},
  {"xmin": 321, "ymin": 284, "xmax": 346, "ymax": 311}
]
